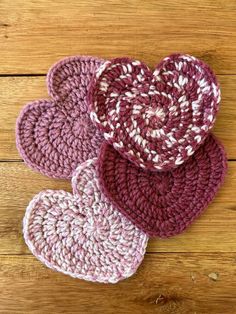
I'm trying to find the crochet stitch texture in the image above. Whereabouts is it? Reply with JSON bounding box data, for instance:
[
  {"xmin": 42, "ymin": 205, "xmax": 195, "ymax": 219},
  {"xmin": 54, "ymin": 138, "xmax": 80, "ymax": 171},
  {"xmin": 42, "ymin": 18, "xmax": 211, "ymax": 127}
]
[
  {"xmin": 23, "ymin": 159, "xmax": 148, "ymax": 283},
  {"xmin": 97, "ymin": 134, "xmax": 227, "ymax": 238},
  {"xmin": 16, "ymin": 56, "xmax": 104, "ymax": 179},
  {"xmin": 18, "ymin": 53, "xmax": 228, "ymax": 284},
  {"xmin": 89, "ymin": 54, "xmax": 220, "ymax": 171}
]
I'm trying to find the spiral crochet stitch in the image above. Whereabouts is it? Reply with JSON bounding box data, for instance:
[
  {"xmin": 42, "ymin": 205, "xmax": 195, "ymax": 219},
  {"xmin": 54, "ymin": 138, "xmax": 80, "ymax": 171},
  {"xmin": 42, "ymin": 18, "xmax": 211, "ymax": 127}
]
[
  {"xmin": 16, "ymin": 56, "xmax": 104, "ymax": 179},
  {"xmin": 23, "ymin": 159, "xmax": 148, "ymax": 283},
  {"xmin": 89, "ymin": 54, "xmax": 220, "ymax": 171},
  {"xmin": 97, "ymin": 134, "xmax": 227, "ymax": 238}
]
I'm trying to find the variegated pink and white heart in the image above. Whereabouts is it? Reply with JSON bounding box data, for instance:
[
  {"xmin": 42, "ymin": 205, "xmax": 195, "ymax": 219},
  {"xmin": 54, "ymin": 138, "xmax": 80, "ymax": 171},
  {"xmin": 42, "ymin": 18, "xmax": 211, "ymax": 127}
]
[
  {"xmin": 23, "ymin": 159, "xmax": 148, "ymax": 283},
  {"xmin": 89, "ymin": 54, "xmax": 220, "ymax": 171}
]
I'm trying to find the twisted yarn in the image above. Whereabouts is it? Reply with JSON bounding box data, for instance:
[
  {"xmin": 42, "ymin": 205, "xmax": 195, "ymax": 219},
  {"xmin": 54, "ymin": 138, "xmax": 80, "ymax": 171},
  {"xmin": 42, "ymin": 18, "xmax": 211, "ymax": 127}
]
[
  {"xmin": 89, "ymin": 54, "xmax": 220, "ymax": 171},
  {"xmin": 16, "ymin": 56, "xmax": 104, "ymax": 179},
  {"xmin": 23, "ymin": 159, "xmax": 148, "ymax": 283},
  {"xmin": 97, "ymin": 134, "xmax": 227, "ymax": 238},
  {"xmin": 19, "ymin": 53, "xmax": 227, "ymax": 283}
]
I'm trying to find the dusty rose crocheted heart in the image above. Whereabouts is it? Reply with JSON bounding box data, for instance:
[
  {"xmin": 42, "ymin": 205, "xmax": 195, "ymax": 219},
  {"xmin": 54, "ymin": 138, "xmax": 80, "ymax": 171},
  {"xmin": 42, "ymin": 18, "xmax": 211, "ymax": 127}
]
[
  {"xmin": 23, "ymin": 159, "xmax": 148, "ymax": 283},
  {"xmin": 89, "ymin": 54, "xmax": 220, "ymax": 171},
  {"xmin": 16, "ymin": 56, "xmax": 104, "ymax": 179},
  {"xmin": 97, "ymin": 134, "xmax": 227, "ymax": 238}
]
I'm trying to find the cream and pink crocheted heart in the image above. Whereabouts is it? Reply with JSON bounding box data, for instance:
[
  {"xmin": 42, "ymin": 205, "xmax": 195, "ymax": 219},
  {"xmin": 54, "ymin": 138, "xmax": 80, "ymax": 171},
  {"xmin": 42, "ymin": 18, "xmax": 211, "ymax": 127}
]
[
  {"xmin": 16, "ymin": 56, "xmax": 104, "ymax": 179},
  {"xmin": 89, "ymin": 54, "xmax": 220, "ymax": 171},
  {"xmin": 23, "ymin": 159, "xmax": 148, "ymax": 283}
]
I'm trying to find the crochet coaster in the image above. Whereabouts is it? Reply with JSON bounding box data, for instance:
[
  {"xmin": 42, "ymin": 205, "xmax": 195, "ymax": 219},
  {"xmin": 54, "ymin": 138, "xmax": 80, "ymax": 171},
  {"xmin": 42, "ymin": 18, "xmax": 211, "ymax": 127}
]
[
  {"xmin": 89, "ymin": 54, "xmax": 220, "ymax": 171},
  {"xmin": 97, "ymin": 134, "xmax": 227, "ymax": 238},
  {"xmin": 23, "ymin": 159, "xmax": 148, "ymax": 283},
  {"xmin": 16, "ymin": 56, "xmax": 104, "ymax": 179}
]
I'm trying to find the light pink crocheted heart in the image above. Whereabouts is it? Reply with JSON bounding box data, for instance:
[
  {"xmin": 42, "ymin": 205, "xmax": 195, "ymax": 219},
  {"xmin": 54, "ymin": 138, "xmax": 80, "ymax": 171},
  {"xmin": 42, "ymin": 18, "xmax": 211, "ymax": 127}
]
[
  {"xmin": 89, "ymin": 54, "xmax": 220, "ymax": 171},
  {"xmin": 16, "ymin": 56, "xmax": 104, "ymax": 179},
  {"xmin": 23, "ymin": 159, "xmax": 148, "ymax": 283}
]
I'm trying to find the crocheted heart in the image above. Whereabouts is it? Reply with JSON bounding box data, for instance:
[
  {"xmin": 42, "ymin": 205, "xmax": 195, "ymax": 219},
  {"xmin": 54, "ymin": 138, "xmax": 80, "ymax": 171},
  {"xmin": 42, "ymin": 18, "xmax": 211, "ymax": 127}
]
[
  {"xmin": 23, "ymin": 160, "xmax": 148, "ymax": 283},
  {"xmin": 89, "ymin": 54, "xmax": 220, "ymax": 171},
  {"xmin": 97, "ymin": 134, "xmax": 227, "ymax": 238},
  {"xmin": 16, "ymin": 56, "xmax": 104, "ymax": 179}
]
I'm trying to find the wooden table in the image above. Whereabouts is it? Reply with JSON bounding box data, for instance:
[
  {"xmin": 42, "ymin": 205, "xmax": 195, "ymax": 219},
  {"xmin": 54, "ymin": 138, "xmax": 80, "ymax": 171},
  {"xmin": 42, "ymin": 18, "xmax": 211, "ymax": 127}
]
[{"xmin": 0, "ymin": 1, "xmax": 236, "ymax": 313}]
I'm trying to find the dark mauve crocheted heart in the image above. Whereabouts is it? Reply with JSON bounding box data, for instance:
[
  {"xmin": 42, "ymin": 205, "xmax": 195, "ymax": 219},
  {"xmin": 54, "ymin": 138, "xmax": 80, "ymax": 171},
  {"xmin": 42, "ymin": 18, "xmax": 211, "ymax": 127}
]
[
  {"xmin": 16, "ymin": 56, "xmax": 104, "ymax": 179},
  {"xmin": 89, "ymin": 54, "xmax": 220, "ymax": 171},
  {"xmin": 97, "ymin": 134, "xmax": 227, "ymax": 238}
]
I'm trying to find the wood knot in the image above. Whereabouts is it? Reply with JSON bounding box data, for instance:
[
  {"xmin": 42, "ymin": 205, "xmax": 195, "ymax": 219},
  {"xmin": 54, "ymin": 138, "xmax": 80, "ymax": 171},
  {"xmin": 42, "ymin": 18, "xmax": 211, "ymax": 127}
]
[{"xmin": 155, "ymin": 294, "xmax": 166, "ymax": 304}]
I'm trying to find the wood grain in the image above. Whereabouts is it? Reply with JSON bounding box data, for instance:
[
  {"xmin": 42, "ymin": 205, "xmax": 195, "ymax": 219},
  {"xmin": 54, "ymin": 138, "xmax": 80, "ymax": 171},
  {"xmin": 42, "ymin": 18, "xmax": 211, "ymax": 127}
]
[
  {"xmin": 0, "ymin": 0, "xmax": 236, "ymax": 74},
  {"xmin": 0, "ymin": 253, "xmax": 236, "ymax": 314},
  {"xmin": 1, "ymin": 1, "xmax": 236, "ymax": 313},
  {"xmin": 0, "ymin": 161, "xmax": 235, "ymax": 255},
  {"xmin": 0, "ymin": 75, "xmax": 236, "ymax": 160}
]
